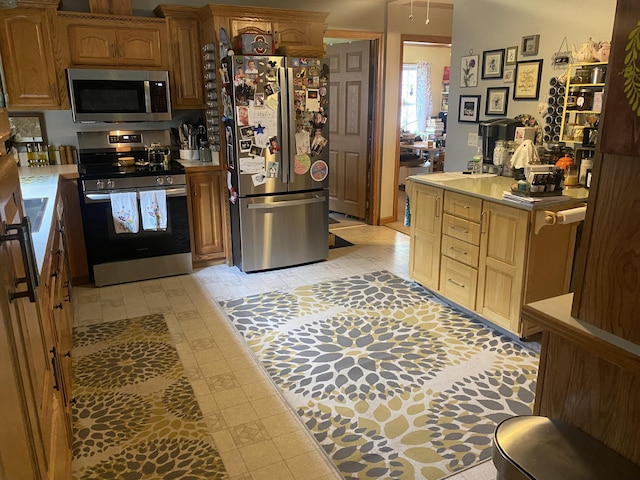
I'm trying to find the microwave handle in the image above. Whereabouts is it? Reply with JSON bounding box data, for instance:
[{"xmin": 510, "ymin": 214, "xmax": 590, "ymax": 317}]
[{"xmin": 144, "ymin": 81, "xmax": 151, "ymax": 114}]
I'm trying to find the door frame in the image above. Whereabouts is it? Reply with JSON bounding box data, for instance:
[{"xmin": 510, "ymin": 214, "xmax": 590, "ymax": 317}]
[
  {"xmin": 325, "ymin": 29, "xmax": 383, "ymax": 225},
  {"xmin": 395, "ymin": 34, "xmax": 452, "ymax": 223}
]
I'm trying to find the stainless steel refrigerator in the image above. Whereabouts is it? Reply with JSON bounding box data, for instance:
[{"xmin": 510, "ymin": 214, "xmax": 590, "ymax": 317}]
[{"xmin": 221, "ymin": 55, "xmax": 330, "ymax": 272}]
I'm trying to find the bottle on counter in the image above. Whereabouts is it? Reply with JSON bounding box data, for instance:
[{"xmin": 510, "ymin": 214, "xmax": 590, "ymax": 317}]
[
  {"xmin": 26, "ymin": 143, "xmax": 35, "ymax": 167},
  {"xmin": 472, "ymin": 146, "xmax": 483, "ymax": 174}
]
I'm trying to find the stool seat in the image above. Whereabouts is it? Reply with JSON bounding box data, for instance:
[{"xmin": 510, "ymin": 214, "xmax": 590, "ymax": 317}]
[{"xmin": 492, "ymin": 416, "xmax": 640, "ymax": 480}]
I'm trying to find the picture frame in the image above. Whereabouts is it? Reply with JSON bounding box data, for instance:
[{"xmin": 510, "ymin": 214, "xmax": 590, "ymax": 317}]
[
  {"xmin": 485, "ymin": 87, "xmax": 509, "ymax": 116},
  {"xmin": 505, "ymin": 46, "xmax": 518, "ymax": 65},
  {"xmin": 513, "ymin": 59, "xmax": 543, "ymax": 100},
  {"xmin": 458, "ymin": 95, "xmax": 481, "ymax": 123},
  {"xmin": 521, "ymin": 34, "xmax": 540, "ymax": 57},
  {"xmin": 8, "ymin": 112, "xmax": 47, "ymax": 144},
  {"xmin": 460, "ymin": 54, "xmax": 479, "ymax": 88},
  {"xmin": 503, "ymin": 67, "xmax": 515, "ymax": 83},
  {"xmin": 482, "ymin": 49, "xmax": 505, "ymax": 79}
]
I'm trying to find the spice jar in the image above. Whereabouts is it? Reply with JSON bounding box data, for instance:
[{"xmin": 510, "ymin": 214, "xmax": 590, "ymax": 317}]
[{"xmin": 566, "ymin": 87, "xmax": 580, "ymax": 109}]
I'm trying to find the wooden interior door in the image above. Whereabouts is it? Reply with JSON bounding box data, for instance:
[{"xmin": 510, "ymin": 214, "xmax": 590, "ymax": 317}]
[{"xmin": 326, "ymin": 40, "xmax": 371, "ymax": 219}]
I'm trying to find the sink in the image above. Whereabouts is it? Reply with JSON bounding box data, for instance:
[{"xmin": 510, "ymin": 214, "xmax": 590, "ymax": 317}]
[{"xmin": 23, "ymin": 197, "xmax": 48, "ymax": 233}]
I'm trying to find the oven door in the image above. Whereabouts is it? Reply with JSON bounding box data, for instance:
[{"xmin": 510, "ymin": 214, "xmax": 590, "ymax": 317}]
[{"xmin": 80, "ymin": 185, "xmax": 191, "ymax": 278}]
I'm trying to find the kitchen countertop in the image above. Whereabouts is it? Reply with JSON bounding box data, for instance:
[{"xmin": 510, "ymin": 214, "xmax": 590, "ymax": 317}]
[
  {"xmin": 18, "ymin": 165, "xmax": 78, "ymax": 272},
  {"xmin": 176, "ymin": 158, "xmax": 222, "ymax": 172},
  {"xmin": 408, "ymin": 172, "xmax": 589, "ymax": 210}
]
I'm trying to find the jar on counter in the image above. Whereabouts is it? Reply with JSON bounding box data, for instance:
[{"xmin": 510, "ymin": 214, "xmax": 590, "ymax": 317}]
[
  {"xmin": 580, "ymin": 158, "xmax": 594, "ymax": 185},
  {"xmin": 566, "ymin": 87, "xmax": 580, "ymax": 109},
  {"xmin": 493, "ymin": 140, "xmax": 506, "ymax": 165}
]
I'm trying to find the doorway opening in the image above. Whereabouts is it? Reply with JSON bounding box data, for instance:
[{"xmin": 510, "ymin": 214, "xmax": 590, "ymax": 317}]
[{"xmin": 389, "ymin": 35, "xmax": 451, "ymax": 235}]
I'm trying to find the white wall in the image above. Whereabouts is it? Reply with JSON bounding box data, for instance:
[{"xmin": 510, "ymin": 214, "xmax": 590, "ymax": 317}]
[{"xmin": 446, "ymin": 0, "xmax": 616, "ymax": 172}]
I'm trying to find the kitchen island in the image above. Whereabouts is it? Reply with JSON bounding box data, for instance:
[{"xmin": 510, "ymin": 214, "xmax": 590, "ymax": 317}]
[{"xmin": 406, "ymin": 173, "xmax": 589, "ymax": 337}]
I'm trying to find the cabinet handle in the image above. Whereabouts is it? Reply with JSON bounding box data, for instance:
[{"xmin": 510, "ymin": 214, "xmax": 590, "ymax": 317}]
[
  {"xmin": 50, "ymin": 84, "xmax": 58, "ymax": 101},
  {"xmin": 54, "ymin": 303, "xmax": 63, "ymax": 310},
  {"xmin": 118, "ymin": 44, "xmax": 123, "ymax": 57},
  {"xmin": 480, "ymin": 211, "xmax": 488, "ymax": 233},
  {"xmin": 178, "ymin": 85, "xmax": 182, "ymax": 98},
  {"xmin": 50, "ymin": 347, "xmax": 60, "ymax": 392},
  {"xmin": 450, "ymin": 226, "xmax": 469, "ymax": 234},
  {"xmin": 449, "ymin": 246, "xmax": 467, "ymax": 255},
  {"xmin": 447, "ymin": 278, "xmax": 465, "ymax": 288},
  {"xmin": 452, "ymin": 202, "xmax": 470, "ymax": 209},
  {"xmin": 110, "ymin": 44, "xmax": 116, "ymax": 57},
  {"xmin": 435, "ymin": 196, "xmax": 441, "ymax": 218},
  {"xmin": 1, "ymin": 217, "xmax": 40, "ymax": 303}
]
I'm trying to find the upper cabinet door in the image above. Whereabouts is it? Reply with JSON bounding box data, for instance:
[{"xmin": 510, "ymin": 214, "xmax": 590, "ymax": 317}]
[
  {"xmin": 117, "ymin": 27, "xmax": 164, "ymax": 67},
  {"xmin": 0, "ymin": 8, "xmax": 62, "ymax": 109},
  {"xmin": 229, "ymin": 17, "xmax": 273, "ymax": 40},
  {"xmin": 166, "ymin": 17, "xmax": 204, "ymax": 108},
  {"xmin": 67, "ymin": 25, "xmax": 118, "ymax": 65}
]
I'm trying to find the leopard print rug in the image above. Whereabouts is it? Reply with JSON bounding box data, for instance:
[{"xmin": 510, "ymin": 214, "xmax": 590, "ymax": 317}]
[
  {"xmin": 72, "ymin": 314, "xmax": 227, "ymax": 480},
  {"xmin": 220, "ymin": 271, "xmax": 539, "ymax": 480}
]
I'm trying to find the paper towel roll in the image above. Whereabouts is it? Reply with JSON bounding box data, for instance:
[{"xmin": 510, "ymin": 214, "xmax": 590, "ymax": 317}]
[{"xmin": 556, "ymin": 206, "xmax": 586, "ymax": 224}]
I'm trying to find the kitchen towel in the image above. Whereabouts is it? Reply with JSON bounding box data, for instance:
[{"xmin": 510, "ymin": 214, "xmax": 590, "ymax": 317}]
[
  {"xmin": 139, "ymin": 189, "xmax": 167, "ymax": 231},
  {"xmin": 510, "ymin": 139, "xmax": 540, "ymax": 169},
  {"xmin": 110, "ymin": 192, "xmax": 139, "ymax": 234}
]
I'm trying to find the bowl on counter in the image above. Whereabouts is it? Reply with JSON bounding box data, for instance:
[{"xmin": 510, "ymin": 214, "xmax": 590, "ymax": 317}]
[{"xmin": 119, "ymin": 156, "xmax": 135, "ymax": 166}]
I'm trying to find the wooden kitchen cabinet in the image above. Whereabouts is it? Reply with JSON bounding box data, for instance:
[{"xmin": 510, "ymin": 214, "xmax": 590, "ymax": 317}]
[
  {"xmin": 187, "ymin": 169, "xmax": 229, "ymax": 266},
  {"xmin": 407, "ymin": 178, "xmax": 581, "ymax": 337},
  {"xmin": 0, "ymin": 120, "xmax": 71, "ymax": 478},
  {"xmin": 0, "ymin": 7, "xmax": 66, "ymax": 109},
  {"xmin": 408, "ymin": 182, "xmax": 443, "ymax": 291},
  {"xmin": 476, "ymin": 201, "xmax": 528, "ymax": 332},
  {"xmin": 154, "ymin": 5, "xmax": 205, "ymax": 109},
  {"xmin": 59, "ymin": 12, "xmax": 167, "ymax": 68}
]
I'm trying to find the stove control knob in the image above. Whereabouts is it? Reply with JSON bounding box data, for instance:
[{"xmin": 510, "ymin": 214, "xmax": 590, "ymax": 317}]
[
  {"xmin": 156, "ymin": 176, "xmax": 165, "ymax": 185},
  {"xmin": 107, "ymin": 179, "xmax": 114, "ymax": 189},
  {"xmin": 165, "ymin": 176, "xmax": 174, "ymax": 185},
  {"xmin": 96, "ymin": 180, "xmax": 105, "ymax": 190}
]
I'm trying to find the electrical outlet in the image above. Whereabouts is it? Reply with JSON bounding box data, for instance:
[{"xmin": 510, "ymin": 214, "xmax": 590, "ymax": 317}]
[{"xmin": 467, "ymin": 132, "xmax": 478, "ymax": 147}]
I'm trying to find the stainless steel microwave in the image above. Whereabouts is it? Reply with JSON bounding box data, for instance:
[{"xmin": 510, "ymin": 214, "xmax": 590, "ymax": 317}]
[{"xmin": 67, "ymin": 68, "xmax": 172, "ymax": 123}]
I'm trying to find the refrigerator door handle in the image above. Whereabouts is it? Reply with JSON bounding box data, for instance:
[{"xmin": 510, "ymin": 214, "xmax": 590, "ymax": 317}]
[
  {"xmin": 247, "ymin": 195, "xmax": 326, "ymax": 210},
  {"xmin": 278, "ymin": 67, "xmax": 296, "ymax": 183}
]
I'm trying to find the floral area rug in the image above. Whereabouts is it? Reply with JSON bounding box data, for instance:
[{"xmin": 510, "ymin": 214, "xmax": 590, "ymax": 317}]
[
  {"xmin": 219, "ymin": 271, "xmax": 539, "ymax": 479},
  {"xmin": 72, "ymin": 314, "xmax": 228, "ymax": 480}
]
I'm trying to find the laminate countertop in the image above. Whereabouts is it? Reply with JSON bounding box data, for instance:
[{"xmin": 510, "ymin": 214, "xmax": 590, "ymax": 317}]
[
  {"xmin": 407, "ymin": 172, "xmax": 589, "ymax": 210},
  {"xmin": 18, "ymin": 165, "xmax": 78, "ymax": 272}
]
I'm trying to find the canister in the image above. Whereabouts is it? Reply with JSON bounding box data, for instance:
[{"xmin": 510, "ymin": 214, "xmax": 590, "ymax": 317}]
[{"xmin": 590, "ymin": 66, "xmax": 606, "ymax": 84}]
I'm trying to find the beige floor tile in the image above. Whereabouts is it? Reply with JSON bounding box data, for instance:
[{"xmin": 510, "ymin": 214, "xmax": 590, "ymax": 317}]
[
  {"xmin": 250, "ymin": 394, "xmax": 289, "ymax": 418},
  {"xmin": 213, "ymin": 386, "xmax": 249, "ymax": 410},
  {"xmin": 238, "ymin": 439, "xmax": 282, "ymax": 471},
  {"xmin": 233, "ymin": 365, "xmax": 271, "ymax": 386},
  {"xmin": 241, "ymin": 379, "xmax": 279, "ymax": 402},
  {"xmin": 271, "ymin": 429, "xmax": 316, "ymax": 459},
  {"xmin": 219, "ymin": 448, "xmax": 248, "ymax": 477},
  {"xmin": 211, "ymin": 428, "xmax": 237, "ymax": 453},
  {"xmin": 250, "ymin": 460, "xmax": 296, "ymax": 480},
  {"xmin": 220, "ymin": 402, "xmax": 259, "ymax": 428},
  {"xmin": 199, "ymin": 358, "xmax": 232, "ymax": 377},
  {"xmin": 230, "ymin": 419, "xmax": 270, "ymax": 447},
  {"xmin": 261, "ymin": 411, "xmax": 305, "ymax": 438},
  {"xmin": 286, "ymin": 450, "xmax": 337, "ymax": 480}
]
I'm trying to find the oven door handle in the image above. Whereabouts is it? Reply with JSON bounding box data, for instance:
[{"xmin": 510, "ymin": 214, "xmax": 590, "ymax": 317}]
[{"xmin": 84, "ymin": 187, "xmax": 187, "ymax": 203}]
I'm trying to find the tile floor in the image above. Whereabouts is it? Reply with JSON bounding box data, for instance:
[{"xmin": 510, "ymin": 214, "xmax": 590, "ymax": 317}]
[{"xmin": 73, "ymin": 224, "xmax": 497, "ymax": 480}]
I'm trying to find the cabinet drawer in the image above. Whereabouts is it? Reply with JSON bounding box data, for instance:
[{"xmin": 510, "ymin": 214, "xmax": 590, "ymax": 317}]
[
  {"xmin": 442, "ymin": 235, "xmax": 479, "ymax": 267},
  {"xmin": 439, "ymin": 256, "xmax": 477, "ymax": 310},
  {"xmin": 443, "ymin": 213, "xmax": 480, "ymax": 245},
  {"xmin": 444, "ymin": 191, "xmax": 482, "ymax": 222}
]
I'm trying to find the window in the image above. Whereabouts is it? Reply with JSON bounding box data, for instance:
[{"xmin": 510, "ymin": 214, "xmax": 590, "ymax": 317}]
[{"xmin": 401, "ymin": 64, "xmax": 418, "ymax": 132}]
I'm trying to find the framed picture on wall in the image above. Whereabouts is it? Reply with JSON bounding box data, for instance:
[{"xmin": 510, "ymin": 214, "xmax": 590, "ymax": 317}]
[
  {"xmin": 482, "ymin": 49, "xmax": 505, "ymax": 79},
  {"xmin": 460, "ymin": 54, "xmax": 479, "ymax": 88},
  {"xmin": 513, "ymin": 59, "xmax": 543, "ymax": 100},
  {"xmin": 458, "ymin": 95, "xmax": 481, "ymax": 123},
  {"xmin": 521, "ymin": 34, "xmax": 540, "ymax": 56},
  {"xmin": 485, "ymin": 87, "xmax": 509, "ymax": 115},
  {"xmin": 505, "ymin": 46, "xmax": 518, "ymax": 65}
]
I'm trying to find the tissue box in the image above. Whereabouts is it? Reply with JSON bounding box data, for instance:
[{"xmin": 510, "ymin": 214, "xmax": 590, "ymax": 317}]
[
  {"xmin": 514, "ymin": 127, "xmax": 536, "ymax": 143},
  {"xmin": 237, "ymin": 34, "xmax": 274, "ymax": 55}
]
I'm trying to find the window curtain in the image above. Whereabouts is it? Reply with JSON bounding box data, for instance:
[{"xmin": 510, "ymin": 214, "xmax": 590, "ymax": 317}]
[{"xmin": 416, "ymin": 62, "xmax": 432, "ymax": 133}]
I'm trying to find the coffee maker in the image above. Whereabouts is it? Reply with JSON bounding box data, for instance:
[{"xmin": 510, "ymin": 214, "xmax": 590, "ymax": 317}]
[{"xmin": 478, "ymin": 118, "xmax": 521, "ymax": 163}]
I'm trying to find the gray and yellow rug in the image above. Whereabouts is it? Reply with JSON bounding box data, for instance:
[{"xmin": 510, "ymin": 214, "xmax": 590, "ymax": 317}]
[
  {"xmin": 219, "ymin": 271, "xmax": 539, "ymax": 480},
  {"xmin": 72, "ymin": 314, "xmax": 228, "ymax": 480}
]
